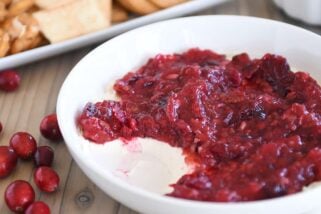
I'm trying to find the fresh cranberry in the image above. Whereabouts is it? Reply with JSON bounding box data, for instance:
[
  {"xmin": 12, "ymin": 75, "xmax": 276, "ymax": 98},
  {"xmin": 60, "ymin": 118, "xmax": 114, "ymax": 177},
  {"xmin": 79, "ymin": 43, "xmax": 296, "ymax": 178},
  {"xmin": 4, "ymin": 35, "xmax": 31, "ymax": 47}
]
[
  {"xmin": 5, "ymin": 180, "xmax": 35, "ymax": 213},
  {"xmin": 40, "ymin": 114, "xmax": 63, "ymax": 141},
  {"xmin": 25, "ymin": 201, "xmax": 51, "ymax": 214},
  {"xmin": 34, "ymin": 166, "xmax": 59, "ymax": 193},
  {"xmin": 34, "ymin": 146, "xmax": 54, "ymax": 167},
  {"xmin": 0, "ymin": 146, "xmax": 18, "ymax": 178},
  {"xmin": 0, "ymin": 70, "xmax": 21, "ymax": 92},
  {"xmin": 10, "ymin": 132, "xmax": 37, "ymax": 160}
]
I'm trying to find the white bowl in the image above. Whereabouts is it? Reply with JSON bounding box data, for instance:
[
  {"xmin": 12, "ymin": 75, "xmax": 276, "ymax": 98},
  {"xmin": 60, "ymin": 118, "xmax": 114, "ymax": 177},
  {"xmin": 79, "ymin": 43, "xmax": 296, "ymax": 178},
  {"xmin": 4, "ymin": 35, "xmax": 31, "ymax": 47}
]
[
  {"xmin": 57, "ymin": 16, "xmax": 321, "ymax": 214},
  {"xmin": 273, "ymin": 0, "xmax": 321, "ymax": 25}
]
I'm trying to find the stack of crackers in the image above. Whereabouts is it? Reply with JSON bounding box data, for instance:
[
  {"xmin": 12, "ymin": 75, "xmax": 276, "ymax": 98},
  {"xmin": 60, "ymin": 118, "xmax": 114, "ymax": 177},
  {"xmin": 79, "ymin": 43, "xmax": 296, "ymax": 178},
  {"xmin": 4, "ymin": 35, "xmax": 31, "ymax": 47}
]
[
  {"xmin": 0, "ymin": 0, "xmax": 43, "ymax": 57},
  {"xmin": 0, "ymin": 0, "xmax": 187, "ymax": 57}
]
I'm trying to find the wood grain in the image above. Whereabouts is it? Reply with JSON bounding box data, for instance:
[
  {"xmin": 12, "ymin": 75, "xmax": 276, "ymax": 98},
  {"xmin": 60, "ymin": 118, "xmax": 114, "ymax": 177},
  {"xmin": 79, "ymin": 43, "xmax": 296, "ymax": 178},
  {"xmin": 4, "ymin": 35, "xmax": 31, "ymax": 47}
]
[{"xmin": 1, "ymin": 0, "xmax": 321, "ymax": 213}]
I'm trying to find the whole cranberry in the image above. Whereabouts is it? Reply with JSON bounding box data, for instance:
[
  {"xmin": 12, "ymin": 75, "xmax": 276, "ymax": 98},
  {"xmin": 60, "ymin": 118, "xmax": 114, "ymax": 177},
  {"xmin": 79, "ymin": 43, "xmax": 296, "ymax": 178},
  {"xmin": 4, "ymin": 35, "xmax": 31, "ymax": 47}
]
[
  {"xmin": 34, "ymin": 166, "xmax": 59, "ymax": 193},
  {"xmin": 25, "ymin": 201, "xmax": 51, "ymax": 214},
  {"xmin": 0, "ymin": 70, "xmax": 21, "ymax": 92},
  {"xmin": 10, "ymin": 132, "xmax": 37, "ymax": 160},
  {"xmin": 34, "ymin": 146, "xmax": 54, "ymax": 167},
  {"xmin": 0, "ymin": 146, "xmax": 18, "ymax": 178},
  {"xmin": 5, "ymin": 180, "xmax": 35, "ymax": 213},
  {"xmin": 40, "ymin": 114, "xmax": 63, "ymax": 142}
]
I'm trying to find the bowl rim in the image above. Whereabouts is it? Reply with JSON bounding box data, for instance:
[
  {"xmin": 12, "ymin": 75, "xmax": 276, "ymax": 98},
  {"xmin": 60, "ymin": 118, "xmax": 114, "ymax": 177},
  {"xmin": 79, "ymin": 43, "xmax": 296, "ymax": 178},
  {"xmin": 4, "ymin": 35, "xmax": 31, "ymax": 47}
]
[{"xmin": 57, "ymin": 15, "xmax": 321, "ymax": 209}]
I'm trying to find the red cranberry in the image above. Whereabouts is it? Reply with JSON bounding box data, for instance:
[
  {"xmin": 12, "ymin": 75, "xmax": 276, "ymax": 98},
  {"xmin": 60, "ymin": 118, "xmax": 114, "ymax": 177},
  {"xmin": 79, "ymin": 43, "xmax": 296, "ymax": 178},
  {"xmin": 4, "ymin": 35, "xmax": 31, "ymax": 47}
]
[
  {"xmin": 10, "ymin": 132, "xmax": 37, "ymax": 160},
  {"xmin": 0, "ymin": 146, "xmax": 18, "ymax": 178},
  {"xmin": 40, "ymin": 114, "xmax": 63, "ymax": 142},
  {"xmin": 34, "ymin": 166, "xmax": 59, "ymax": 193},
  {"xmin": 0, "ymin": 70, "xmax": 21, "ymax": 92},
  {"xmin": 34, "ymin": 146, "xmax": 54, "ymax": 167},
  {"xmin": 25, "ymin": 201, "xmax": 51, "ymax": 214},
  {"xmin": 5, "ymin": 180, "xmax": 35, "ymax": 213}
]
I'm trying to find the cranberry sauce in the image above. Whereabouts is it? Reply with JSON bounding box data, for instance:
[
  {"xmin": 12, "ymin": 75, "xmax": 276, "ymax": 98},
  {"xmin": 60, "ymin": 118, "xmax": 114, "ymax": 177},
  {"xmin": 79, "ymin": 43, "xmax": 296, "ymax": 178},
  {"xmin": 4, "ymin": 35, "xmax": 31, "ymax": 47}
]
[{"xmin": 78, "ymin": 49, "xmax": 321, "ymax": 202}]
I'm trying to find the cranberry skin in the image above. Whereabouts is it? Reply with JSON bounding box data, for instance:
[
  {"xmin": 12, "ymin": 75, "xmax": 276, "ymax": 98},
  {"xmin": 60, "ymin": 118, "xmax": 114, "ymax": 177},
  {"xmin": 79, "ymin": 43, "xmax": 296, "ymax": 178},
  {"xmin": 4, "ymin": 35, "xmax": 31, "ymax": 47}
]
[
  {"xmin": 34, "ymin": 166, "xmax": 59, "ymax": 193},
  {"xmin": 5, "ymin": 180, "xmax": 35, "ymax": 213},
  {"xmin": 25, "ymin": 201, "xmax": 51, "ymax": 214},
  {"xmin": 40, "ymin": 114, "xmax": 63, "ymax": 141},
  {"xmin": 10, "ymin": 132, "xmax": 37, "ymax": 160},
  {"xmin": 34, "ymin": 146, "xmax": 54, "ymax": 167},
  {"xmin": 0, "ymin": 146, "xmax": 18, "ymax": 178},
  {"xmin": 0, "ymin": 70, "xmax": 21, "ymax": 92}
]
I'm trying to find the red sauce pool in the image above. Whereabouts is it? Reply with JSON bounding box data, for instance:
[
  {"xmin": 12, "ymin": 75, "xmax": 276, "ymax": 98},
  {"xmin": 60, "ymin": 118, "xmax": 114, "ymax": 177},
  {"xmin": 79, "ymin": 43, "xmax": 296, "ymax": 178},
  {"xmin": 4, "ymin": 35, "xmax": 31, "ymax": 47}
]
[{"xmin": 78, "ymin": 48, "xmax": 321, "ymax": 202}]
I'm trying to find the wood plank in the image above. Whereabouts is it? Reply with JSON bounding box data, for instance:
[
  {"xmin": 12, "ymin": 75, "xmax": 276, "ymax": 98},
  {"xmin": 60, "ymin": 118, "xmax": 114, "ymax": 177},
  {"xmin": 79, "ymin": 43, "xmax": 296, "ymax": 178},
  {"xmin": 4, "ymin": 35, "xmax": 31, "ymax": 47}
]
[
  {"xmin": 117, "ymin": 205, "xmax": 139, "ymax": 214},
  {"xmin": 211, "ymin": 0, "xmax": 239, "ymax": 15},
  {"xmin": 60, "ymin": 161, "xmax": 119, "ymax": 214}
]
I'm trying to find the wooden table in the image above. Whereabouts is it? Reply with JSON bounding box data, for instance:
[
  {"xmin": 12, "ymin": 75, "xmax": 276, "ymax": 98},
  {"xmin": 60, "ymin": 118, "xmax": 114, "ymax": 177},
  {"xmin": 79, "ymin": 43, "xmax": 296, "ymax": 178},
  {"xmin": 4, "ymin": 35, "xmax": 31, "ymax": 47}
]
[{"xmin": 1, "ymin": 0, "xmax": 321, "ymax": 213}]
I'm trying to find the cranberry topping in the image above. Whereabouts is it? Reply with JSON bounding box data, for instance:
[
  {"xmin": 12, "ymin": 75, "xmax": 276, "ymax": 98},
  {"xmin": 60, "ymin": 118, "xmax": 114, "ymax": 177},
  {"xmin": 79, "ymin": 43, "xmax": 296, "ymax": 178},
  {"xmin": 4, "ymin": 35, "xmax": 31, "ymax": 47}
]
[{"xmin": 78, "ymin": 48, "xmax": 321, "ymax": 202}]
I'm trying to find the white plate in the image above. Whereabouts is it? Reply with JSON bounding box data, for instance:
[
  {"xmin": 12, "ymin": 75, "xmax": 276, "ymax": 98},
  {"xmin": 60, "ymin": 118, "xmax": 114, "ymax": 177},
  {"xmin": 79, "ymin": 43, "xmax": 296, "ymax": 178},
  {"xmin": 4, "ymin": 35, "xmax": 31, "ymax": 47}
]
[
  {"xmin": 57, "ymin": 15, "xmax": 321, "ymax": 214},
  {"xmin": 0, "ymin": 0, "xmax": 227, "ymax": 70}
]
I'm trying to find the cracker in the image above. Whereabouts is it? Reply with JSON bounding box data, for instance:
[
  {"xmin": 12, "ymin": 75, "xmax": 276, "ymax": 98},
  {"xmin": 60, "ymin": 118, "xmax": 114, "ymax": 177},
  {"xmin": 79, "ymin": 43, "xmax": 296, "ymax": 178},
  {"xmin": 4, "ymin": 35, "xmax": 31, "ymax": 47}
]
[
  {"xmin": 6, "ymin": 13, "xmax": 42, "ymax": 53},
  {"xmin": 0, "ymin": 1, "xmax": 8, "ymax": 22},
  {"xmin": 1, "ymin": 0, "xmax": 12, "ymax": 6},
  {"xmin": 35, "ymin": 0, "xmax": 74, "ymax": 10},
  {"xmin": 3, "ymin": 13, "xmax": 38, "ymax": 39},
  {"xmin": 33, "ymin": 0, "xmax": 111, "ymax": 43},
  {"xmin": 148, "ymin": 0, "xmax": 186, "ymax": 8},
  {"xmin": 112, "ymin": 2, "xmax": 128, "ymax": 23},
  {"xmin": 8, "ymin": 0, "xmax": 35, "ymax": 17},
  {"xmin": 10, "ymin": 24, "xmax": 40, "ymax": 53},
  {"xmin": 117, "ymin": 0, "xmax": 159, "ymax": 15},
  {"xmin": 0, "ymin": 29, "xmax": 10, "ymax": 57}
]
